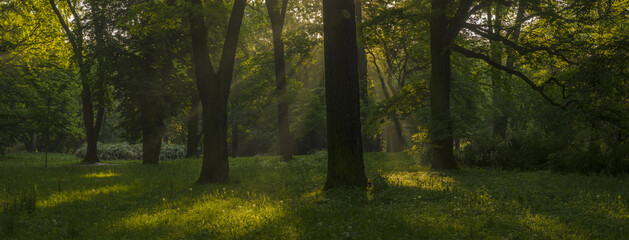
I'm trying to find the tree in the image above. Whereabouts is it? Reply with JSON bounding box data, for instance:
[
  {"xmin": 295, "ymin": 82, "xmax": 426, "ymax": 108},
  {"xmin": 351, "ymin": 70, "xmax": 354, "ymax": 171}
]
[
  {"xmin": 49, "ymin": 0, "xmax": 106, "ymax": 163},
  {"xmin": 1, "ymin": 0, "xmax": 81, "ymax": 154},
  {"xmin": 428, "ymin": 0, "xmax": 468, "ymax": 170},
  {"xmin": 189, "ymin": 0, "xmax": 247, "ymax": 183},
  {"xmin": 322, "ymin": 0, "xmax": 368, "ymax": 189},
  {"xmin": 266, "ymin": 0, "xmax": 293, "ymax": 162},
  {"xmin": 111, "ymin": 0, "xmax": 189, "ymax": 164}
]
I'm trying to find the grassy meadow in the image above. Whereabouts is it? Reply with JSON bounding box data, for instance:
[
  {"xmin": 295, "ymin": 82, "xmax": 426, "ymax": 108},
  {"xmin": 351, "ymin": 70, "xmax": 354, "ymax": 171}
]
[{"xmin": 1, "ymin": 152, "xmax": 628, "ymax": 239}]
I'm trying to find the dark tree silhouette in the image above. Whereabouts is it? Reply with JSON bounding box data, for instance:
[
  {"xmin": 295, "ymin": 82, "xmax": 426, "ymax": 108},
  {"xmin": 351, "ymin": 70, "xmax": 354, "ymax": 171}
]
[
  {"xmin": 322, "ymin": 0, "xmax": 369, "ymax": 189},
  {"xmin": 189, "ymin": 0, "xmax": 246, "ymax": 183}
]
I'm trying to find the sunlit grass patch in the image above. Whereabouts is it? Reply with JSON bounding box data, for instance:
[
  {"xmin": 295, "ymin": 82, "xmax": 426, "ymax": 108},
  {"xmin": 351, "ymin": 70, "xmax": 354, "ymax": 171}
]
[
  {"xmin": 117, "ymin": 190, "xmax": 286, "ymax": 239},
  {"xmin": 82, "ymin": 170, "xmax": 119, "ymax": 178},
  {"xmin": 0, "ymin": 152, "xmax": 627, "ymax": 239},
  {"xmin": 39, "ymin": 184, "xmax": 130, "ymax": 208}
]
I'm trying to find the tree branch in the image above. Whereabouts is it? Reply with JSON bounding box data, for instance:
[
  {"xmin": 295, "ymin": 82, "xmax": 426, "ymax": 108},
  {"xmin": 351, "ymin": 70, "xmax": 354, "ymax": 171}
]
[
  {"xmin": 464, "ymin": 23, "xmax": 574, "ymax": 64},
  {"xmin": 452, "ymin": 44, "xmax": 577, "ymax": 109},
  {"xmin": 48, "ymin": 0, "xmax": 78, "ymax": 51}
]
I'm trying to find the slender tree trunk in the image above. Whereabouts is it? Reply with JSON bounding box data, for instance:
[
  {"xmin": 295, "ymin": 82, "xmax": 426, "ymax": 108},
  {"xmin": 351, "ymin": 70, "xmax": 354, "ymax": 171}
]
[
  {"xmin": 189, "ymin": 0, "xmax": 246, "ymax": 183},
  {"xmin": 355, "ymin": 0, "xmax": 381, "ymax": 152},
  {"xmin": 81, "ymin": 65, "xmax": 101, "ymax": 163},
  {"xmin": 429, "ymin": 0, "xmax": 458, "ymax": 170},
  {"xmin": 186, "ymin": 98, "xmax": 201, "ymax": 157},
  {"xmin": 49, "ymin": 0, "xmax": 103, "ymax": 164},
  {"xmin": 385, "ymin": 121, "xmax": 406, "ymax": 152},
  {"xmin": 267, "ymin": 0, "xmax": 293, "ymax": 161},
  {"xmin": 26, "ymin": 133, "xmax": 37, "ymax": 152},
  {"xmin": 141, "ymin": 104, "xmax": 164, "ymax": 164},
  {"xmin": 322, "ymin": 0, "xmax": 368, "ymax": 189},
  {"xmin": 489, "ymin": 6, "xmax": 508, "ymax": 138},
  {"xmin": 372, "ymin": 60, "xmax": 407, "ymax": 152},
  {"xmin": 499, "ymin": 1, "xmax": 525, "ymax": 137}
]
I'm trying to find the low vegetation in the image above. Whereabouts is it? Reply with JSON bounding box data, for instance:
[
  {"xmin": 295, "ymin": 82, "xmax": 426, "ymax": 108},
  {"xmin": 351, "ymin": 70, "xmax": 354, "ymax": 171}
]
[
  {"xmin": 1, "ymin": 153, "xmax": 627, "ymax": 239},
  {"xmin": 74, "ymin": 143, "xmax": 186, "ymax": 161}
]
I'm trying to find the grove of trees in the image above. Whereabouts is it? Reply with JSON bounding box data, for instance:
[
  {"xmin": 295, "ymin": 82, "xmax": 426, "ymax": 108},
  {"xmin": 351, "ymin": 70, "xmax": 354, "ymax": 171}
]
[{"xmin": 1, "ymin": 0, "xmax": 628, "ymax": 188}]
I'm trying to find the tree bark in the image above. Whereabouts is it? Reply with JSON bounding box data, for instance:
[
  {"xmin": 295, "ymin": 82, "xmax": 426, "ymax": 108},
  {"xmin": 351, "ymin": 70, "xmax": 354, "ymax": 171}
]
[
  {"xmin": 322, "ymin": 0, "xmax": 368, "ymax": 189},
  {"xmin": 267, "ymin": 0, "xmax": 293, "ymax": 162},
  {"xmin": 189, "ymin": 0, "xmax": 246, "ymax": 183},
  {"xmin": 429, "ymin": 0, "xmax": 458, "ymax": 170}
]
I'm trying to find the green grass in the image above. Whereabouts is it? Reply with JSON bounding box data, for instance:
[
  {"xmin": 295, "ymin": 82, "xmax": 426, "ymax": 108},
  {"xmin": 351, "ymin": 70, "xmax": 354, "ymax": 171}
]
[{"xmin": 1, "ymin": 152, "xmax": 628, "ymax": 239}]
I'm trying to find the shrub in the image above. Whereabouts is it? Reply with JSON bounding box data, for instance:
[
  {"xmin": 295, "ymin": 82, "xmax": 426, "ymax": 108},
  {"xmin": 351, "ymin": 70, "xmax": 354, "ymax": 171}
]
[
  {"xmin": 460, "ymin": 125, "xmax": 629, "ymax": 175},
  {"xmin": 459, "ymin": 126, "xmax": 562, "ymax": 171},
  {"xmin": 75, "ymin": 143, "xmax": 185, "ymax": 161}
]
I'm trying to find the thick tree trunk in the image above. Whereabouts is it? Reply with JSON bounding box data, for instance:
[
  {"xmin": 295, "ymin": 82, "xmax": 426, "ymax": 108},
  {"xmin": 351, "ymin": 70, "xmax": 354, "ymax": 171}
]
[
  {"xmin": 322, "ymin": 0, "xmax": 368, "ymax": 189},
  {"xmin": 189, "ymin": 0, "xmax": 246, "ymax": 183},
  {"xmin": 198, "ymin": 97, "xmax": 229, "ymax": 182},
  {"xmin": 186, "ymin": 98, "xmax": 201, "ymax": 158},
  {"xmin": 267, "ymin": 0, "xmax": 293, "ymax": 162},
  {"xmin": 429, "ymin": 0, "xmax": 458, "ymax": 170},
  {"xmin": 142, "ymin": 129, "xmax": 159, "ymax": 164}
]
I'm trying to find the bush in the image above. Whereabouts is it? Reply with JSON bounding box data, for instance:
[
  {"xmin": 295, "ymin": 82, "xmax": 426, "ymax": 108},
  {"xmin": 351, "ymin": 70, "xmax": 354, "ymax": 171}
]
[
  {"xmin": 460, "ymin": 125, "xmax": 629, "ymax": 175},
  {"xmin": 74, "ymin": 142, "xmax": 185, "ymax": 161},
  {"xmin": 459, "ymin": 126, "xmax": 562, "ymax": 171}
]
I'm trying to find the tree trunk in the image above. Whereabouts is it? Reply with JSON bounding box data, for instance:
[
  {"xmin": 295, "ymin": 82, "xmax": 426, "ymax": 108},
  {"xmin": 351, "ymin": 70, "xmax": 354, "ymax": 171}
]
[
  {"xmin": 186, "ymin": 98, "xmax": 201, "ymax": 158},
  {"xmin": 489, "ymin": 6, "xmax": 508, "ymax": 138},
  {"xmin": 322, "ymin": 0, "xmax": 368, "ymax": 189},
  {"xmin": 385, "ymin": 121, "xmax": 406, "ymax": 152},
  {"xmin": 49, "ymin": 0, "xmax": 103, "ymax": 164},
  {"xmin": 141, "ymin": 104, "xmax": 164, "ymax": 165},
  {"xmin": 189, "ymin": 0, "xmax": 246, "ymax": 183},
  {"xmin": 267, "ymin": 0, "xmax": 293, "ymax": 162},
  {"xmin": 429, "ymin": 0, "xmax": 458, "ymax": 170},
  {"xmin": 355, "ymin": 0, "xmax": 381, "ymax": 152},
  {"xmin": 26, "ymin": 133, "xmax": 37, "ymax": 152}
]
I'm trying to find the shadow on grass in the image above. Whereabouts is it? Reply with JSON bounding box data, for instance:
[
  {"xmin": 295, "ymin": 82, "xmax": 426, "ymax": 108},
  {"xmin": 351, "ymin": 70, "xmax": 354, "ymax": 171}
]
[{"xmin": 1, "ymin": 153, "xmax": 628, "ymax": 239}]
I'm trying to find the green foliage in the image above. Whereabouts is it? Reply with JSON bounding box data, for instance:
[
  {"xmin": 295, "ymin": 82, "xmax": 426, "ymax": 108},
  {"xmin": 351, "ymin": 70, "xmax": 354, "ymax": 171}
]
[
  {"xmin": 293, "ymin": 88, "xmax": 327, "ymax": 155},
  {"xmin": 0, "ymin": 64, "xmax": 82, "ymax": 153},
  {"xmin": 74, "ymin": 143, "xmax": 185, "ymax": 161},
  {"xmin": 0, "ymin": 153, "xmax": 628, "ymax": 239}
]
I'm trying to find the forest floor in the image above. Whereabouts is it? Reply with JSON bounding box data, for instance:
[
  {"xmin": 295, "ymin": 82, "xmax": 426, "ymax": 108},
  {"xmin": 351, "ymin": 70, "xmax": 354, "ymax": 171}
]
[{"xmin": 0, "ymin": 152, "xmax": 628, "ymax": 239}]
